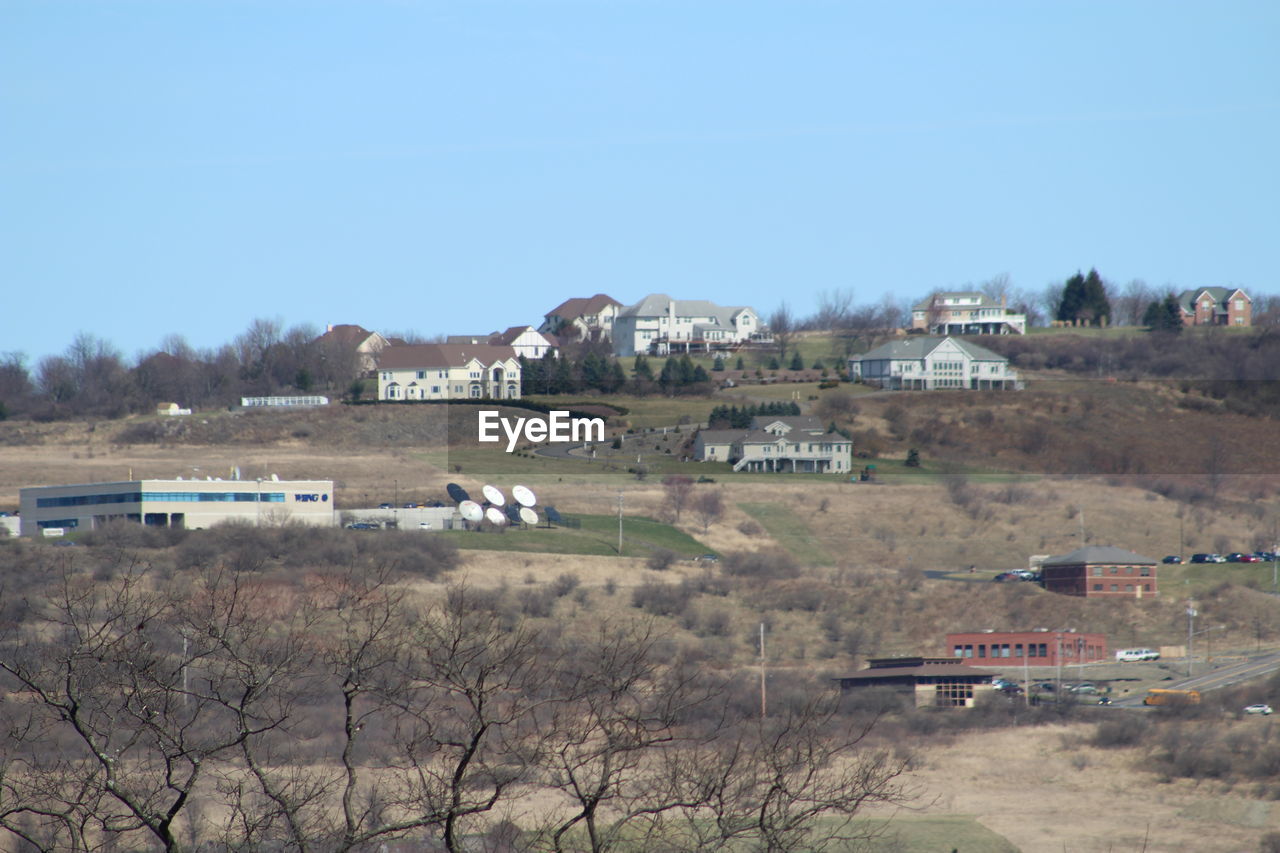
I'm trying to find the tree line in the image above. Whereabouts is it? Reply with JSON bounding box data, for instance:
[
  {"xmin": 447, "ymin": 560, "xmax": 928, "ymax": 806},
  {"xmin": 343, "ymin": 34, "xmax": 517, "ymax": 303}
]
[{"xmin": 0, "ymin": 550, "xmax": 910, "ymax": 853}]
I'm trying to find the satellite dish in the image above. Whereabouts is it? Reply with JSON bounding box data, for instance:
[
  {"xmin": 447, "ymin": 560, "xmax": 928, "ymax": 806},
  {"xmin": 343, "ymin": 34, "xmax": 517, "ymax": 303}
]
[
  {"xmin": 459, "ymin": 500, "xmax": 483, "ymax": 522},
  {"xmin": 519, "ymin": 507, "xmax": 538, "ymax": 526},
  {"xmin": 512, "ymin": 485, "xmax": 536, "ymax": 507},
  {"xmin": 485, "ymin": 506, "xmax": 507, "ymax": 526},
  {"xmin": 505, "ymin": 503, "xmax": 523, "ymax": 523},
  {"xmin": 545, "ymin": 506, "xmax": 563, "ymax": 525},
  {"xmin": 482, "ymin": 485, "xmax": 506, "ymax": 506},
  {"xmin": 271, "ymin": 474, "xmax": 279, "ymax": 482},
  {"xmin": 446, "ymin": 483, "xmax": 470, "ymax": 504}
]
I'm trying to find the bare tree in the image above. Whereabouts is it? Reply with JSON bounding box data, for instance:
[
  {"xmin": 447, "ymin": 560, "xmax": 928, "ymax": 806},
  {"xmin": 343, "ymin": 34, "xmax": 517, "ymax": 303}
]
[
  {"xmin": 810, "ymin": 289, "xmax": 855, "ymax": 331},
  {"xmin": 661, "ymin": 475, "xmax": 695, "ymax": 523},
  {"xmin": 768, "ymin": 304, "xmax": 796, "ymax": 365},
  {"xmin": 692, "ymin": 490, "xmax": 725, "ymax": 534}
]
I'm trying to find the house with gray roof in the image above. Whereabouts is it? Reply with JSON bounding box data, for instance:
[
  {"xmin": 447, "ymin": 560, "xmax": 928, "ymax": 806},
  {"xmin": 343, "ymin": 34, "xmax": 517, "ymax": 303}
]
[
  {"xmin": 692, "ymin": 416, "xmax": 852, "ymax": 474},
  {"xmin": 1039, "ymin": 546, "xmax": 1158, "ymax": 599},
  {"xmin": 849, "ymin": 336, "xmax": 1018, "ymax": 391},
  {"xmin": 612, "ymin": 294, "xmax": 767, "ymax": 357},
  {"xmin": 911, "ymin": 291, "xmax": 1027, "ymax": 335},
  {"xmin": 1176, "ymin": 287, "xmax": 1252, "ymax": 328}
]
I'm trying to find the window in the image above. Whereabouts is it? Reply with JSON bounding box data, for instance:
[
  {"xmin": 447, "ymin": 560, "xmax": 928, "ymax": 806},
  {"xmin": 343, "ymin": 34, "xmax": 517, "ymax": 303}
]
[
  {"xmin": 1236, "ymin": 299, "xmax": 1244, "ymax": 310},
  {"xmin": 1126, "ymin": 584, "xmax": 1134, "ymax": 592},
  {"xmin": 978, "ymin": 645, "xmax": 986, "ymax": 658},
  {"xmin": 431, "ymin": 386, "xmax": 440, "ymax": 394},
  {"xmin": 1092, "ymin": 566, "xmax": 1102, "ymax": 576},
  {"xmin": 953, "ymin": 646, "xmax": 964, "ymax": 658},
  {"xmin": 1110, "ymin": 566, "xmax": 1118, "ymax": 574},
  {"xmin": 416, "ymin": 371, "xmax": 425, "ymax": 379},
  {"xmin": 1001, "ymin": 644, "xmax": 1011, "ymax": 658},
  {"xmin": 1140, "ymin": 566, "xmax": 1150, "ymax": 576},
  {"xmin": 1027, "ymin": 644, "xmax": 1037, "ymax": 658},
  {"xmin": 964, "ymin": 644, "xmax": 973, "ymax": 658},
  {"xmin": 1110, "ymin": 584, "xmax": 1118, "ymax": 591},
  {"xmin": 1015, "ymin": 643, "xmax": 1023, "ymax": 657},
  {"xmin": 1093, "ymin": 583, "xmax": 1103, "ymax": 591},
  {"xmin": 1038, "ymin": 643, "xmax": 1048, "ymax": 657},
  {"xmin": 935, "ymin": 682, "xmax": 974, "ymax": 707}
]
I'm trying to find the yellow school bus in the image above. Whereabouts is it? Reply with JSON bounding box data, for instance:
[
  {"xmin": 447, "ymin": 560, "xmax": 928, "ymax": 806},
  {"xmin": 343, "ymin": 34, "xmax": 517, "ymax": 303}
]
[{"xmin": 1144, "ymin": 688, "xmax": 1201, "ymax": 706}]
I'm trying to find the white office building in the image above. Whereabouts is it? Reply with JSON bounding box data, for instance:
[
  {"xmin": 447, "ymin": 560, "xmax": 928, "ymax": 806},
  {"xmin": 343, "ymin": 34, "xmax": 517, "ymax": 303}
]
[{"xmin": 18, "ymin": 478, "xmax": 336, "ymax": 535}]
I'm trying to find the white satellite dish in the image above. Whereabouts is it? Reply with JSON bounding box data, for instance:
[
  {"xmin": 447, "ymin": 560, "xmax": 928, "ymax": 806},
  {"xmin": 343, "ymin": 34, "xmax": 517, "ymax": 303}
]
[
  {"xmin": 485, "ymin": 506, "xmax": 507, "ymax": 526},
  {"xmin": 459, "ymin": 500, "xmax": 483, "ymax": 522},
  {"xmin": 271, "ymin": 473, "xmax": 279, "ymax": 482},
  {"xmin": 482, "ymin": 484, "xmax": 506, "ymax": 506},
  {"xmin": 512, "ymin": 485, "xmax": 537, "ymax": 507},
  {"xmin": 519, "ymin": 507, "xmax": 538, "ymax": 526}
]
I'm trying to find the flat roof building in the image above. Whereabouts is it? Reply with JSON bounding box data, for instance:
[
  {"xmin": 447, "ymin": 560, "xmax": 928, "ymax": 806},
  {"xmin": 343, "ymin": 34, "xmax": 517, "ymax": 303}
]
[
  {"xmin": 18, "ymin": 478, "xmax": 336, "ymax": 536},
  {"xmin": 835, "ymin": 657, "xmax": 998, "ymax": 708},
  {"xmin": 946, "ymin": 630, "xmax": 1108, "ymax": 667}
]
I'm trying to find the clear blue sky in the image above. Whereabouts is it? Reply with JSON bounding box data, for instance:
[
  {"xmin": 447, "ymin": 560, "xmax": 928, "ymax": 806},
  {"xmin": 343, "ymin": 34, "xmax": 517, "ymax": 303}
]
[{"xmin": 3, "ymin": 1, "xmax": 1277, "ymax": 365}]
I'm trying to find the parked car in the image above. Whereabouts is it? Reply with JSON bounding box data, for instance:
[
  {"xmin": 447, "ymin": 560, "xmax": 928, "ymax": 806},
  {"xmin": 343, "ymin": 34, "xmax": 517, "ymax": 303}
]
[
  {"xmin": 1227, "ymin": 553, "xmax": 1249, "ymax": 563},
  {"xmin": 1190, "ymin": 553, "xmax": 1226, "ymax": 564},
  {"xmin": 1244, "ymin": 704, "xmax": 1274, "ymax": 716},
  {"xmin": 1115, "ymin": 648, "xmax": 1160, "ymax": 662},
  {"xmin": 992, "ymin": 572, "xmax": 1018, "ymax": 582},
  {"xmin": 1070, "ymin": 682, "xmax": 1098, "ymax": 694},
  {"xmin": 1162, "ymin": 555, "xmax": 1182, "ymax": 564},
  {"xmin": 1236, "ymin": 554, "xmax": 1262, "ymax": 563}
]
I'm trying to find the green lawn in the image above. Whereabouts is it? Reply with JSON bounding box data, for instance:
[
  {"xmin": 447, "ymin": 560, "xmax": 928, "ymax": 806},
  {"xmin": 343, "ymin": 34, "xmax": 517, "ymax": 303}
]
[
  {"xmin": 738, "ymin": 502, "xmax": 836, "ymax": 566},
  {"xmin": 1158, "ymin": 560, "xmax": 1280, "ymax": 598},
  {"xmin": 436, "ymin": 512, "xmax": 713, "ymax": 558}
]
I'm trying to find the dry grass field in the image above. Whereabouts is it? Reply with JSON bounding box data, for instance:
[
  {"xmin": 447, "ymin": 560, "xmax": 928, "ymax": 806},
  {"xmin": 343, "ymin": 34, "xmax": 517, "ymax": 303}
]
[{"xmin": 4, "ymin": 393, "xmax": 1280, "ymax": 852}]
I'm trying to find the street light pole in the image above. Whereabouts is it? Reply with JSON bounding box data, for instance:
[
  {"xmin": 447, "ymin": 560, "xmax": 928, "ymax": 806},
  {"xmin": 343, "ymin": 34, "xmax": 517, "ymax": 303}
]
[{"xmin": 1186, "ymin": 601, "xmax": 1198, "ymax": 677}]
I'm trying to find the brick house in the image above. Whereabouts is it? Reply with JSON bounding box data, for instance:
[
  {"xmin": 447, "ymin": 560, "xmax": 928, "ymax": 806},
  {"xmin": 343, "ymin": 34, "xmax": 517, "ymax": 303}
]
[
  {"xmin": 1040, "ymin": 546, "xmax": 1158, "ymax": 599},
  {"xmin": 946, "ymin": 630, "xmax": 1108, "ymax": 667},
  {"xmin": 1177, "ymin": 287, "xmax": 1252, "ymax": 327}
]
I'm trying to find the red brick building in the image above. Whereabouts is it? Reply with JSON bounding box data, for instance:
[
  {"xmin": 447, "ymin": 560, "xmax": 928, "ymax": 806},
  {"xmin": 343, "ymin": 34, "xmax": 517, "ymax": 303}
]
[
  {"xmin": 1178, "ymin": 287, "xmax": 1252, "ymax": 327},
  {"xmin": 1040, "ymin": 546, "xmax": 1157, "ymax": 599},
  {"xmin": 946, "ymin": 630, "xmax": 1108, "ymax": 667}
]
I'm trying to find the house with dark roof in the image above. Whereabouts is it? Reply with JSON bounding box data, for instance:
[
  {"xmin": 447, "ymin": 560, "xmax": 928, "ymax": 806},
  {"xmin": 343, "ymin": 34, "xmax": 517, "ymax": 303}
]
[
  {"xmin": 315, "ymin": 324, "xmax": 392, "ymax": 372},
  {"xmin": 375, "ymin": 344, "xmax": 521, "ymax": 401},
  {"xmin": 849, "ymin": 336, "xmax": 1018, "ymax": 390},
  {"xmin": 835, "ymin": 657, "xmax": 998, "ymax": 708},
  {"xmin": 692, "ymin": 416, "xmax": 852, "ymax": 474},
  {"xmin": 539, "ymin": 294, "xmax": 623, "ymax": 342},
  {"xmin": 1039, "ymin": 546, "xmax": 1158, "ymax": 599},
  {"xmin": 612, "ymin": 294, "xmax": 767, "ymax": 357},
  {"xmin": 911, "ymin": 292, "xmax": 1027, "ymax": 335},
  {"xmin": 1177, "ymin": 287, "xmax": 1252, "ymax": 328}
]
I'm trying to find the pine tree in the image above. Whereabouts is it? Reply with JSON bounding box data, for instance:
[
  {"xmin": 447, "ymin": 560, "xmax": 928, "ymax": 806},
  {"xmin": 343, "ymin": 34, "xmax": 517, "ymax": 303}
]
[{"xmin": 789, "ymin": 352, "xmax": 804, "ymax": 371}]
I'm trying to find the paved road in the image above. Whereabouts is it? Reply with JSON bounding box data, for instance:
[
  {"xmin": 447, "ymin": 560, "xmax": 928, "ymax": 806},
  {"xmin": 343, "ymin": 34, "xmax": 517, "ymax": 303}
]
[{"xmin": 1111, "ymin": 650, "xmax": 1280, "ymax": 708}]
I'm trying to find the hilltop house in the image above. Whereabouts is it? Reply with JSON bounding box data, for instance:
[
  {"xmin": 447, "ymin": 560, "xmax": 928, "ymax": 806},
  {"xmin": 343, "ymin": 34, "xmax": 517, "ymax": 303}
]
[
  {"xmin": 316, "ymin": 324, "xmax": 393, "ymax": 372},
  {"xmin": 447, "ymin": 326, "xmax": 558, "ymax": 359},
  {"xmin": 612, "ymin": 294, "xmax": 767, "ymax": 357},
  {"xmin": 849, "ymin": 336, "xmax": 1018, "ymax": 391},
  {"xmin": 693, "ymin": 416, "xmax": 852, "ymax": 474},
  {"xmin": 539, "ymin": 294, "xmax": 624, "ymax": 342},
  {"xmin": 911, "ymin": 292, "xmax": 1027, "ymax": 335},
  {"xmin": 1177, "ymin": 288, "xmax": 1252, "ymax": 327},
  {"xmin": 376, "ymin": 344, "xmax": 521, "ymax": 401}
]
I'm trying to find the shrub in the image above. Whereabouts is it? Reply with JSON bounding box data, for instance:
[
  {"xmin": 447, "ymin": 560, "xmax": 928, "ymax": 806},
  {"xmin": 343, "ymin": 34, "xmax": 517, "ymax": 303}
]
[
  {"xmin": 631, "ymin": 580, "xmax": 689, "ymax": 617},
  {"xmin": 721, "ymin": 548, "xmax": 800, "ymax": 580},
  {"xmin": 646, "ymin": 549, "xmax": 677, "ymax": 571}
]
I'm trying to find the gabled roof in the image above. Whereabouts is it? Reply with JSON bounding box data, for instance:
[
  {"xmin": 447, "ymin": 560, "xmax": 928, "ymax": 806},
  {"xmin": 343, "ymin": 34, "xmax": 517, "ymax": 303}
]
[
  {"xmin": 736, "ymin": 429, "xmax": 790, "ymax": 446},
  {"xmin": 695, "ymin": 429, "xmax": 744, "ymax": 445},
  {"xmin": 318, "ymin": 324, "xmax": 382, "ymax": 346},
  {"xmin": 376, "ymin": 344, "xmax": 518, "ymax": 370},
  {"xmin": 1176, "ymin": 287, "xmax": 1251, "ymax": 313},
  {"xmin": 618, "ymin": 294, "xmax": 757, "ymax": 327},
  {"xmin": 1041, "ymin": 546, "xmax": 1157, "ymax": 567},
  {"xmin": 855, "ymin": 336, "xmax": 1007, "ymax": 363},
  {"xmin": 912, "ymin": 291, "xmax": 1006, "ymax": 311},
  {"xmin": 752, "ymin": 415, "xmax": 826, "ymax": 434},
  {"xmin": 492, "ymin": 326, "xmax": 558, "ymax": 347},
  {"xmin": 545, "ymin": 294, "xmax": 622, "ymax": 320}
]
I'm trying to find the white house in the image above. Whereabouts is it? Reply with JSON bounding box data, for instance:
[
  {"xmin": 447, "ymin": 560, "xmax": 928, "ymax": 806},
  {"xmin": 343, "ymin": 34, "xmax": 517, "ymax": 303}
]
[
  {"xmin": 693, "ymin": 416, "xmax": 852, "ymax": 474},
  {"xmin": 447, "ymin": 327, "xmax": 558, "ymax": 360},
  {"xmin": 377, "ymin": 344, "xmax": 521, "ymax": 401},
  {"xmin": 911, "ymin": 292, "xmax": 1026, "ymax": 335},
  {"xmin": 540, "ymin": 294, "xmax": 623, "ymax": 342},
  {"xmin": 849, "ymin": 336, "xmax": 1018, "ymax": 391},
  {"xmin": 612, "ymin": 294, "xmax": 765, "ymax": 357}
]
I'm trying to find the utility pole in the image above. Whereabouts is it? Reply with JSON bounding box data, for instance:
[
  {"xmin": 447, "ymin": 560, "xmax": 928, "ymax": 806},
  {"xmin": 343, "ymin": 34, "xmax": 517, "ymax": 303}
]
[
  {"xmin": 759, "ymin": 622, "xmax": 767, "ymax": 719},
  {"xmin": 1186, "ymin": 600, "xmax": 1198, "ymax": 677},
  {"xmin": 617, "ymin": 491, "xmax": 624, "ymax": 555}
]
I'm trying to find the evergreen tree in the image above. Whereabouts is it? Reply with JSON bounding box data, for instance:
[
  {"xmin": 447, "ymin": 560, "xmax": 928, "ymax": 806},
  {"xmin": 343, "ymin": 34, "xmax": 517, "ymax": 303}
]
[
  {"xmin": 768, "ymin": 357, "xmax": 780, "ymax": 370},
  {"xmin": 736, "ymin": 356, "xmax": 745, "ymax": 370},
  {"xmin": 789, "ymin": 352, "xmax": 804, "ymax": 371},
  {"xmin": 1143, "ymin": 294, "xmax": 1184, "ymax": 333},
  {"xmin": 712, "ymin": 355, "xmax": 725, "ymax": 372},
  {"xmin": 633, "ymin": 354, "xmax": 654, "ymax": 381},
  {"xmin": 692, "ymin": 364, "xmax": 710, "ymax": 383},
  {"xmin": 605, "ymin": 360, "xmax": 627, "ymax": 391},
  {"xmin": 1057, "ymin": 268, "xmax": 1111, "ymax": 326}
]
